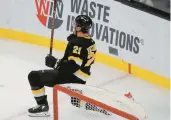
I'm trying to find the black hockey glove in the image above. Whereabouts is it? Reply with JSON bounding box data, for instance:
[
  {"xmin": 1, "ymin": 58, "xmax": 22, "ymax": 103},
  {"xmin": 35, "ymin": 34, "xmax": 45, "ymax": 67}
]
[{"xmin": 45, "ymin": 55, "xmax": 57, "ymax": 68}]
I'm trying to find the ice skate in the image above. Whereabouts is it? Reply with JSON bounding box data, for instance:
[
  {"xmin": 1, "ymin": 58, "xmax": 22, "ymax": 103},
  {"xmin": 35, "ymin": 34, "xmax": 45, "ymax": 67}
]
[{"xmin": 28, "ymin": 104, "xmax": 50, "ymax": 117}]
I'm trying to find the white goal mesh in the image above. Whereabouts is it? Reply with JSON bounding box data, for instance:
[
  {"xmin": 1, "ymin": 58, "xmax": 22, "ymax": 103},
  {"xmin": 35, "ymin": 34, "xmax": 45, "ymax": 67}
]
[{"xmin": 53, "ymin": 84, "xmax": 147, "ymax": 120}]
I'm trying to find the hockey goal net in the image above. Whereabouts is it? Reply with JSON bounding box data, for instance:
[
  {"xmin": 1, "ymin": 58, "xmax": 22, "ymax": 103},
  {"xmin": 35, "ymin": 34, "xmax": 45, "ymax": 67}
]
[{"xmin": 53, "ymin": 84, "xmax": 147, "ymax": 120}]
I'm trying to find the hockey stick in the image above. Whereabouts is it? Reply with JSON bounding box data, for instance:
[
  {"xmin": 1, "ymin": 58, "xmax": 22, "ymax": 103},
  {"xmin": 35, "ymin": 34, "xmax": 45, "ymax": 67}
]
[{"xmin": 49, "ymin": 0, "xmax": 57, "ymax": 56}]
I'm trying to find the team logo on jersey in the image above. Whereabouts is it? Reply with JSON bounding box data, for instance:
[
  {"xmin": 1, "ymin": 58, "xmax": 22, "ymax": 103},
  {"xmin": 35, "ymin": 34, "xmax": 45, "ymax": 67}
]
[{"xmin": 35, "ymin": 0, "xmax": 64, "ymax": 29}]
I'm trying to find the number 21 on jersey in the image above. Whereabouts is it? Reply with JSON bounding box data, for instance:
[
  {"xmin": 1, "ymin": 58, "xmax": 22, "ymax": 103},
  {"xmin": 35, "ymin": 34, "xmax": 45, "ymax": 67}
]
[{"xmin": 73, "ymin": 46, "xmax": 82, "ymax": 55}]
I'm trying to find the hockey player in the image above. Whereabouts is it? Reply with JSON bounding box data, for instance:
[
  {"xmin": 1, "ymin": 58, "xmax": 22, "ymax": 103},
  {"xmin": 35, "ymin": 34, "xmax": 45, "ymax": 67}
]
[{"xmin": 27, "ymin": 15, "xmax": 96, "ymax": 117}]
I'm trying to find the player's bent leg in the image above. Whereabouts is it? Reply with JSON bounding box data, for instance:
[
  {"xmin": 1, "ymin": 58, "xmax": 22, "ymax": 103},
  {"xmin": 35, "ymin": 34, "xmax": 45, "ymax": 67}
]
[
  {"xmin": 28, "ymin": 70, "xmax": 50, "ymax": 117},
  {"xmin": 28, "ymin": 69, "xmax": 65, "ymax": 117}
]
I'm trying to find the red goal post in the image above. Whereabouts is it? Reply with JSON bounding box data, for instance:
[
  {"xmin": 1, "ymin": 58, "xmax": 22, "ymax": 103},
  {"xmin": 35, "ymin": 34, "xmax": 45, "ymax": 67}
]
[{"xmin": 53, "ymin": 84, "xmax": 147, "ymax": 120}]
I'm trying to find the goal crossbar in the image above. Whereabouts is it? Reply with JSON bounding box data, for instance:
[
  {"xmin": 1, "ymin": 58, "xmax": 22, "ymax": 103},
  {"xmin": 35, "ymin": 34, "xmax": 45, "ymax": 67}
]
[{"xmin": 53, "ymin": 85, "xmax": 139, "ymax": 120}]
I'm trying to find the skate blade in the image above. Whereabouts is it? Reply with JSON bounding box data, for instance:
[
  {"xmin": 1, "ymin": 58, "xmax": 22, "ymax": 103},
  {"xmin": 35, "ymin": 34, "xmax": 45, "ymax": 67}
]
[{"xmin": 29, "ymin": 112, "xmax": 50, "ymax": 117}]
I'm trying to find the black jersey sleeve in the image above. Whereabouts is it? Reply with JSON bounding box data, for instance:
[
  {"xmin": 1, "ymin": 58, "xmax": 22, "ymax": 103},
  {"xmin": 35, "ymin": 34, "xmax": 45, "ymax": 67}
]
[{"xmin": 82, "ymin": 43, "xmax": 96, "ymax": 67}]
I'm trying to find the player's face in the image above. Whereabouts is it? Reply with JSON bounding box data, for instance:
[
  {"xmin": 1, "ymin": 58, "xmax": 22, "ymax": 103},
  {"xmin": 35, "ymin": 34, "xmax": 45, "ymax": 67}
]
[
  {"xmin": 75, "ymin": 27, "xmax": 81, "ymax": 32},
  {"xmin": 72, "ymin": 20, "xmax": 76, "ymax": 27},
  {"xmin": 72, "ymin": 20, "xmax": 81, "ymax": 32}
]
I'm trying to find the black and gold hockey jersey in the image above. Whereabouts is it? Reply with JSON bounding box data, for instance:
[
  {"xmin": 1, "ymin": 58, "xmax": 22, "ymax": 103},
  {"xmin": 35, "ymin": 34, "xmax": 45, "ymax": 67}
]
[{"xmin": 59, "ymin": 34, "xmax": 96, "ymax": 82}]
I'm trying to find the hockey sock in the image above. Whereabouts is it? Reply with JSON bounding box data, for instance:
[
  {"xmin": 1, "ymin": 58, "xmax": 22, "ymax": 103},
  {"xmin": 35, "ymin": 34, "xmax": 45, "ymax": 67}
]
[
  {"xmin": 32, "ymin": 87, "xmax": 45, "ymax": 97},
  {"xmin": 32, "ymin": 87, "xmax": 48, "ymax": 105},
  {"xmin": 28, "ymin": 71, "xmax": 48, "ymax": 105},
  {"xmin": 35, "ymin": 95, "xmax": 48, "ymax": 105}
]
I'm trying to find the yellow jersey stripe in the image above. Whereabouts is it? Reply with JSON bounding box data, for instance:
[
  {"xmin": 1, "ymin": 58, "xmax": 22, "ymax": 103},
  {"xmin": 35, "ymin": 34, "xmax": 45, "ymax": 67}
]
[
  {"xmin": 74, "ymin": 70, "xmax": 90, "ymax": 81},
  {"xmin": 77, "ymin": 70, "xmax": 89, "ymax": 78},
  {"xmin": 32, "ymin": 87, "xmax": 45, "ymax": 95},
  {"xmin": 68, "ymin": 56, "xmax": 83, "ymax": 66}
]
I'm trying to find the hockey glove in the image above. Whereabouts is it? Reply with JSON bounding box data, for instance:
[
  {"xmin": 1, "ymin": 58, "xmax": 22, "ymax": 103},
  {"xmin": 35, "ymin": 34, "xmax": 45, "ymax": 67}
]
[{"xmin": 45, "ymin": 55, "xmax": 57, "ymax": 68}]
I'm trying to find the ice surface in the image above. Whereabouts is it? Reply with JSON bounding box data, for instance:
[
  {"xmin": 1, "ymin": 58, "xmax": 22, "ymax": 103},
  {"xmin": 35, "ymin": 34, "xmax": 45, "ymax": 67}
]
[{"xmin": 0, "ymin": 39, "xmax": 170, "ymax": 120}]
